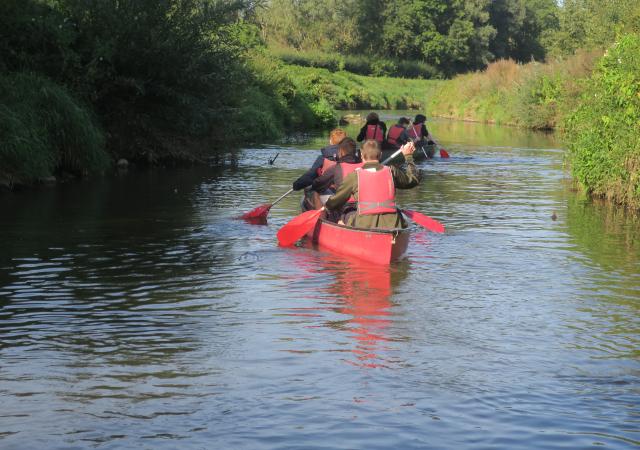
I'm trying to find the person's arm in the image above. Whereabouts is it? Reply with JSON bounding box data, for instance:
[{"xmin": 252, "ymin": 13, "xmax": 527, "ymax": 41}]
[
  {"xmin": 325, "ymin": 172, "xmax": 357, "ymax": 210},
  {"xmin": 422, "ymin": 124, "xmax": 435, "ymax": 144},
  {"xmin": 399, "ymin": 129, "xmax": 409, "ymax": 145},
  {"xmin": 392, "ymin": 144, "xmax": 420, "ymax": 189},
  {"xmin": 311, "ymin": 165, "xmax": 336, "ymax": 192},
  {"xmin": 380, "ymin": 122, "xmax": 387, "ymax": 139},
  {"xmin": 292, "ymin": 155, "xmax": 323, "ymax": 190},
  {"xmin": 356, "ymin": 125, "xmax": 366, "ymax": 142}
]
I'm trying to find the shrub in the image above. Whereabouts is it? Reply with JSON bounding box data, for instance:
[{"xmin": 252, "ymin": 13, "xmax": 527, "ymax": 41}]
[
  {"xmin": 563, "ymin": 33, "xmax": 640, "ymax": 209},
  {"xmin": 0, "ymin": 72, "xmax": 109, "ymax": 183}
]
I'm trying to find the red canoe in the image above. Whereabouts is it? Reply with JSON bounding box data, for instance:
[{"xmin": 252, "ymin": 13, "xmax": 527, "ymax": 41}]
[{"xmin": 305, "ymin": 218, "xmax": 410, "ymax": 265}]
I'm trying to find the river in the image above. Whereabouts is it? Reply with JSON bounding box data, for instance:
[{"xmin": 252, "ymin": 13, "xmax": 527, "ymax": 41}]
[{"xmin": 1, "ymin": 114, "xmax": 638, "ymax": 449}]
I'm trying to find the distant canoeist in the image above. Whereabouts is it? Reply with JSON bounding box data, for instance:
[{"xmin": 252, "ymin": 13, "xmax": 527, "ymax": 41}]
[
  {"xmin": 356, "ymin": 112, "xmax": 387, "ymax": 145},
  {"xmin": 385, "ymin": 117, "xmax": 410, "ymax": 150},
  {"xmin": 408, "ymin": 114, "xmax": 436, "ymax": 157}
]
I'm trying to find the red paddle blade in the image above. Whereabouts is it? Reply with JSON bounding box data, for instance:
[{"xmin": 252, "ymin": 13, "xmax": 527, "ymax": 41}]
[
  {"xmin": 277, "ymin": 209, "xmax": 322, "ymax": 246},
  {"xmin": 439, "ymin": 148, "xmax": 450, "ymax": 158},
  {"xmin": 403, "ymin": 209, "xmax": 445, "ymax": 233},
  {"xmin": 239, "ymin": 203, "xmax": 272, "ymax": 220}
]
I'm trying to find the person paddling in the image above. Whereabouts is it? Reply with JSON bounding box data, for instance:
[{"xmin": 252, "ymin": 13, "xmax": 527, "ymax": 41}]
[
  {"xmin": 309, "ymin": 138, "xmax": 363, "ymax": 217},
  {"xmin": 356, "ymin": 112, "xmax": 387, "ymax": 145},
  {"xmin": 385, "ymin": 117, "xmax": 410, "ymax": 150},
  {"xmin": 408, "ymin": 114, "xmax": 436, "ymax": 158},
  {"xmin": 325, "ymin": 139, "xmax": 419, "ymax": 229},
  {"xmin": 292, "ymin": 128, "xmax": 347, "ymax": 192}
]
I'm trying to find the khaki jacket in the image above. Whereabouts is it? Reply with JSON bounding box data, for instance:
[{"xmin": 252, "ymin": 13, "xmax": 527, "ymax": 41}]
[{"xmin": 325, "ymin": 155, "xmax": 419, "ymax": 229}]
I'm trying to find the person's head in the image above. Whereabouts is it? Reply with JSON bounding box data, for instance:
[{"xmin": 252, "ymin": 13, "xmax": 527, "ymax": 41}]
[
  {"xmin": 414, "ymin": 114, "xmax": 427, "ymax": 124},
  {"xmin": 360, "ymin": 139, "xmax": 382, "ymax": 162},
  {"xmin": 337, "ymin": 137, "xmax": 356, "ymax": 159},
  {"xmin": 329, "ymin": 128, "xmax": 347, "ymax": 145},
  {"xmin": 365, "ymin": 112, "xmax": 379, "ymax": 125},
  {"xmin": 398, "ymin": 117, "xmax": 410, "ymax": 127}
]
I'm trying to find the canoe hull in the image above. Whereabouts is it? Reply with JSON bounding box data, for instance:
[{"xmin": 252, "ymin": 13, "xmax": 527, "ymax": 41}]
[{"xmin": 306, "ymin": 219, "xmax": 409, "ymax": 265}]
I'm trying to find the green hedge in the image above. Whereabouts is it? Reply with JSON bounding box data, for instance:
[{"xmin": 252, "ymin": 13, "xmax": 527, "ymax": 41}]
[
  {"xmin": 269, "ymin": 47, "xmax": 441, "ymax": 79},
  {"xmin": 564, "ymin": 34, "xmax": 640, "ymax": 209},
  {"xmin": 0, "ymin": 72, "xmax": 109, "ymax": 185}
]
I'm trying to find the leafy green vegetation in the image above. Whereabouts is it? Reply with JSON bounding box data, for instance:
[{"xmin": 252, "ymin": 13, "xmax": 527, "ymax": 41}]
[
  {"xmin": 268, "ymin": 46, "xmax": 440, "ymax": 79},
  {"xmin": 258, "ymin": 0, "xmax": 558, "ymax": 76},
  {"xmin": 0, "ymin": 72, "xmax": 108, "ymax": 186},
  {"xmin": 283, "ymin": 65, "xmax": 441, "ymax": 110},
  {"xmin": 426, "ymin": 51, "xmax": 601, "ymax": 129},
  {"xmin": 563, "ymin": 34, "xmax": 640, "ymax": 209}
]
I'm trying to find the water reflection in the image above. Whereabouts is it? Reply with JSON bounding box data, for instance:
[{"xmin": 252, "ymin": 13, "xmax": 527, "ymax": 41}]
[{"xmin": 288, "ymin": 249, "xmax": 410, "ymax": 369}]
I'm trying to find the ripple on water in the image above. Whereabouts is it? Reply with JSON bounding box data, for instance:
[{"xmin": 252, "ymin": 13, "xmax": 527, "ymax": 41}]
[{"xmin": 0, "ymin": 126, "xmax": 638, "ymax": 449}]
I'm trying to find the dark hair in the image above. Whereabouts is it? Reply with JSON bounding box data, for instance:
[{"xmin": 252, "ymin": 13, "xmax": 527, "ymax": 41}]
[
  {"xmin": 414, "ymin": 114, "xmax": 427, "ymax": 124},
  {"xmin": 337, "ymin": 137, "xmax": 356, "ymax": 158},
  {"xmin": 365, "ymin": 112, "xmax": 379, "ymax": 124},
  {"xmin": 398, "ymin": 117, "xmax": 410, "ymax": 125}
]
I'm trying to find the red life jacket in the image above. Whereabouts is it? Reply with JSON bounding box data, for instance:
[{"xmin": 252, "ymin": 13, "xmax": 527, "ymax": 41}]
[
  {"xmin": 365, "ymin": 124, "xmax": 384, "ymax": 143},
  {"xmin": 408, "ymin": 124, "xmax": 423, "ymax": 140},
  {"xmin": 387, "ymin": 125, "xmax": 404, "ymax": 147},
  {"xmin": 339, "ymin": 162, "xmax": 365, "ymax": 202},
  {"xmin": 356, "ymin": 167, "xmax": 396, "ymax": 215},
  {"xmin": 317, "ymin": 157, "xmax": 337, "ymax": 176},
  {"xmin": 339, "ymin": 162, "xmax": 365, "ymax": 180}
]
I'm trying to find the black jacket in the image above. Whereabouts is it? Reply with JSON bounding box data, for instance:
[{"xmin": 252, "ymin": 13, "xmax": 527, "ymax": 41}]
[
  {"xmin": 357, "ymin": 120, "xmax": 387, "ymax": 142},
  {"xmin": 292, "ymin": 144, "xmax": 340, "ymax": 191}
]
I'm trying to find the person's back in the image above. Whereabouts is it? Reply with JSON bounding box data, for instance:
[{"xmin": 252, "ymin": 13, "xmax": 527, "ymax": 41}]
[
  {"xmin": 292, "ymin": 128, "xmax": 347, "ymax": 192},
  {"xmin": 325, "ymin": 140, "xmax": 419, "ymax": 229},
  {"xmin": 357, "ymin": 112, "xmax": 386, "ymax": 144},
  {"xmin": 386, "ymin": 117, "xmax": 410, "ymax": 150}
]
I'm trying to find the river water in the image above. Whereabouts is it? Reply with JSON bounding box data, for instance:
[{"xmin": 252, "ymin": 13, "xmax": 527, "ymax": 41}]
[{"xmin": 1, "ymin": 115, "xmax": 638, "ymax": 449}]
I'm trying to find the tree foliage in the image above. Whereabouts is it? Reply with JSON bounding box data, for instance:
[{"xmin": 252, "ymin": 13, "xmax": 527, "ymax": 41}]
[{"xmin": 257, "ymin": 0, "xmax": 561, "ymax": 75}]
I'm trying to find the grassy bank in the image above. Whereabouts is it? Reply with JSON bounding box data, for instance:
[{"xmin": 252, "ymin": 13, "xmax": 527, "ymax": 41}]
[
  {"xmin": 426, "ymin": 51, "xmax": 600, "ymax": 129},
  {"xmin": 426, "ymin": 34, "xmax": 640, "ymax": 210},
  {"xmin": 283, "ymin": 64, "xmax": 442, "ymax": 111},
  {"xmin": 563, "ymin": 34, "xmax": 640, "ymax": 210},
  {"xmin": 268, "ymin": 46, "xmax": 441, "ymax": 79},
  {"xmin": 0, "ymin": 73, "xmax": 109, "ymax": 187}
]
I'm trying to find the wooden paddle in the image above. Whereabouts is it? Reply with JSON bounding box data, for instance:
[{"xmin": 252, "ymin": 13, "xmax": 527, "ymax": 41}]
[
  {"xmin": 402, "ymin": 209, "xmax": 445, "ymax": 233},
  {"xmin": 240, "ymin": 188, "xmax": 293, "ymax": 221}
]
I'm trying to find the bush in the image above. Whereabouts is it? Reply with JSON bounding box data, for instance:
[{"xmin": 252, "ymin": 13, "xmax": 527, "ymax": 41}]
[
  {"xmin": 269, "ymin": 46, "xmax": 442, "ymax": 79},
  {"xmin": 0, "ymin": 72, "xmax": 109, "ymax": 184},
  {"xmin": 563, "ymin": 34, "xmax": 640, "ymax": 209}
]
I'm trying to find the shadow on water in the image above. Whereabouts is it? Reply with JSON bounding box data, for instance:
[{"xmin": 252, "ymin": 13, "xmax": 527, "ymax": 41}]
[{"xmin": 0, "ymin": 115, "xmax": 639, "ymax": 449}]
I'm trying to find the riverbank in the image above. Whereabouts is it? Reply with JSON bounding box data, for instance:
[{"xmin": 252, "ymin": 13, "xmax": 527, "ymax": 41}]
[{"xmin": 426, "ymin": 34, "xmax": 640, "ymax": 211}]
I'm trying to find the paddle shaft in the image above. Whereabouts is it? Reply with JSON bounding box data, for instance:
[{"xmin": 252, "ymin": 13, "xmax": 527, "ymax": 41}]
[
  {"xmin": 411, "ymin": 123, "xmax": 432, "ymax": 159},
  {"xmin": 381, "ymin": 148, "xmax": 404, "ymax": 165},
  {"xmin": 271, "ymin": 188, "xmax": 294, "ymax": 207}
]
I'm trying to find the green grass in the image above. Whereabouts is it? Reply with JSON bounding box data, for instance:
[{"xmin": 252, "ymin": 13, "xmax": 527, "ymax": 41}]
[
  {"xmin": 426, "ymin": 52, "xmax": 600, "ymax": 129},
  {"xmin": 0, "ymin": 72, "xmax": 109, "ymax": 185},
  {"xmin": 563, "ymin": 34, "xmax": 640, "ymax": 210},
  {"xmin": 282, "ymin": 64, "xmax": 442, "ymax": 111},
  {"xmin": 268, "ymin": 46, "xmax": 441, "ymax": 79}
]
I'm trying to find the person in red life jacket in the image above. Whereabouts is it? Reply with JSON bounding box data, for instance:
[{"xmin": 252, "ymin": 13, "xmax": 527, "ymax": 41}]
[
  {"xmin": 356, "ymin": 112, "xmax": 387, "ymax": 145},
  {"xmin": 324, "ymin": 139, "xmax": 419, "ymax": 229},
  {"xmin": 407, "ymin": 113, "xmax": 436, "ymax": 158},
  {"xmin": 292, "ymin": 128, "xmax": 347, "ymax": 192},
  {"xmin": 309, "ymin": 138, "xmax": 363, "ymax": 217},
  {"xmin": 384, "ymin": 117, "xmax": 410, "ymax": 150}
]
